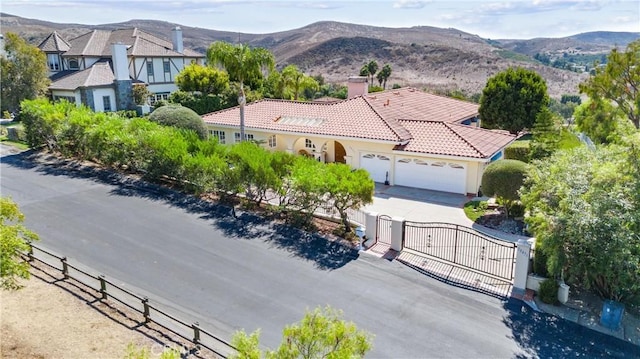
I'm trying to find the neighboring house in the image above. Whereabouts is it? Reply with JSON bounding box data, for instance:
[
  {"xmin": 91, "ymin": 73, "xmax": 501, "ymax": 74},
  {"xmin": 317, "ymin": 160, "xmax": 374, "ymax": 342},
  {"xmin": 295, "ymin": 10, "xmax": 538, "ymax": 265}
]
[
  {"xmin": 203, "ymin": 77, "xmax": 516, "ymax": 195},
  {"xmin": 38, "ymin": 28, "xmax": 204, "ymax": 112}
]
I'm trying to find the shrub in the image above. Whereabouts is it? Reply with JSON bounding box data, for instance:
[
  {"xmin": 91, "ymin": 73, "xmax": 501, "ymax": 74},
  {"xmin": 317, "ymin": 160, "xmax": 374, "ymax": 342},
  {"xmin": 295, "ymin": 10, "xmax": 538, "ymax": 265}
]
[
  {"xmin": 533, "ymin": 247, "xmax": 549, "ymax": 277},
  {"xmin": 481, "ymin": 159, "xmax": 528, "ymax": 217},
  {"xmin": 504, "ymin": 141, "xmax": 530, "ymax": 162},
  {"xmin": 538, "ymin": 278, "xmax": 559, "ymax": 304},
  {"xmin": 148, "ymin": 105, "xmax": 208, "ymax": 140}
]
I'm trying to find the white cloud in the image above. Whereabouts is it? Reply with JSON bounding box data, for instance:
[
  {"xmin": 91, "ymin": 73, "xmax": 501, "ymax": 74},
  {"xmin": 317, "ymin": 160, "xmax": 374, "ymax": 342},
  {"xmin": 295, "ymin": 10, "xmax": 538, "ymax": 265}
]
[{"xmin": 393, "ymin": 0, "xmax": 431, "ymax": 9}]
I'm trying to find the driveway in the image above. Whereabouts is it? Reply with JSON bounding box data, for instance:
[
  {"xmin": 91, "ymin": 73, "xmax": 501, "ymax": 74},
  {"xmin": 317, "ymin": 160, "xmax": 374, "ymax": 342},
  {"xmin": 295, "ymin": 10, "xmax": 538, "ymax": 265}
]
[
  {"xmin": 2, "ymin": 151, "xmax": 638, "ymax": 358},
  {"xmin": 364, "ymin": 183, "xmax": 530, "ymax": 243}
]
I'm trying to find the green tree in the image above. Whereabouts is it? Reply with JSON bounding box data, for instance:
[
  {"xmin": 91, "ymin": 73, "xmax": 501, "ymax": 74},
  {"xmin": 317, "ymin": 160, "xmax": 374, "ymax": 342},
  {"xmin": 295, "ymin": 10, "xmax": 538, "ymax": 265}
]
[
  {"xmin": 579, "ymin": 39, "xmax": 640, "ymax": 129},
  {"xmin": 521, "ymin": 139, "xmax": 640, "ymax": 305},
  {"xmin": 230, "ymin": 306, "xmax": 373, "ymax": 359},
  {"xmin": 281, "ymin": 65, "xmax": 319, "ymax": 101},
  {"xmin": 0, "ymin": 32, "xmax": 50, "ymax": 115},
  {"xmin": 148, "ymin": 105, "xmax": 208, "ymax": 140},
  {"xmin": 480, "ymin": 159, "xmax": 528, "ymax": 217},
  {"xmin": 479, "ymin": 67, "xmax": 549, "ymax": 134},
  {"xmin": 207, "ymin": 42, "xmax": 275, "ymax": 142},
  {"xmin": 132, "ymin": 84, "xmax": 151, "ymax": 106},
  {"xmin": 1, "ymin": 197, "xmax": 39, "ymax": 290},
  {"xmin": 573, "ymin": 99, "xmax": 635, "ymax": 144},
  {"xmin": 325, "ymin": 164, "xmax": 374, "ymax": 233},
  {"xmin": 366, "ymin": 60, "xmax": 378, "ymax": 87},
  {"xmin": 175, "ymin": 62, "xmax": 229, "ymax": 95},
  {"xmin": 529, "ymin": 107, "xmax": 560, "ymax": 160},
  {"xmin": 376, "ymin": 64, "xmax": 392, "ymax": 89}
]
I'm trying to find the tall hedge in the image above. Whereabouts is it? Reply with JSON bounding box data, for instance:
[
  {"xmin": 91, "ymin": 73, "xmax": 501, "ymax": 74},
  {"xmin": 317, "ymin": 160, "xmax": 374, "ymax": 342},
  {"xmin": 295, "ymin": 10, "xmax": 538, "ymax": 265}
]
[
  {"xmin": 149, "ymin": 105, "xmax": 208, "ymax": 140},
  {"xmin": 504, "ymin": 141, "xmax": 530, "ymax": 163},
  {"xmin": 481, "ymin": 159, "xmax": 528, "ymax": 201}
]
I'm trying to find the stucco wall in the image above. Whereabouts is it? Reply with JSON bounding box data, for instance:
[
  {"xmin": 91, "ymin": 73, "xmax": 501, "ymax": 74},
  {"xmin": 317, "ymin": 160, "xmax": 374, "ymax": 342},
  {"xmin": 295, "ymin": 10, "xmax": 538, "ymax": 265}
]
[
  {"xmin": 206, "ymin": 124, "xmax": 487, "ymax": 194},
  {"xmin": 92, "ymin": 88, "xmax": 117, "ymax": 112}
]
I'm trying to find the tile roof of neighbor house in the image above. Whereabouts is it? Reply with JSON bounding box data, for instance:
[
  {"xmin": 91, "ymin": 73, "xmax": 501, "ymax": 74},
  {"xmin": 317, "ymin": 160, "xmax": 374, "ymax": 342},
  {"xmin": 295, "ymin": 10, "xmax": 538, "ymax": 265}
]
[
  {"xmin": 203, "ymin": 87, "xmax": 516, "ymax": 159},
  {"xmin": 49, "ymin": 61, "xmax": 115, "ymax": 90},
  {"xmin": 63, "ymin": 28, "xmax": 202, "ymax": 58}
]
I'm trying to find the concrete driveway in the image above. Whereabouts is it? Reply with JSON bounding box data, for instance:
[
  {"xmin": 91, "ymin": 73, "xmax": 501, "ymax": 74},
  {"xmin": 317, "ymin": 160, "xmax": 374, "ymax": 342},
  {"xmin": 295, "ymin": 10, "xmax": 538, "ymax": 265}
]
[
  {"xmin": 363, "ymin": 183, "xmax": 531, "ymax": 243},
  {"xmin": 364, "ymin": 183, "xmax": 473, "ymax": 224}
]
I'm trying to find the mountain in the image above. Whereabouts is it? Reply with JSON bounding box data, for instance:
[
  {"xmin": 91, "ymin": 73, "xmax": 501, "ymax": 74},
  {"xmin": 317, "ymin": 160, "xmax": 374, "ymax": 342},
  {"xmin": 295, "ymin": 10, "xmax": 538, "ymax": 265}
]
[{"xmin": 2, "ymin": 13, "xmax": 637, "ymax": 98}]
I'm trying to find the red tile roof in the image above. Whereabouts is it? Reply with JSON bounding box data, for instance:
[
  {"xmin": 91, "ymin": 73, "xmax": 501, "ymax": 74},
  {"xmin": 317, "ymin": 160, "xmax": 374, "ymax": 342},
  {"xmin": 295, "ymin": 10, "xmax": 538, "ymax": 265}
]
[{"xmin": 203, "ymin": 87, "xmax": 515, "ymax": 159}]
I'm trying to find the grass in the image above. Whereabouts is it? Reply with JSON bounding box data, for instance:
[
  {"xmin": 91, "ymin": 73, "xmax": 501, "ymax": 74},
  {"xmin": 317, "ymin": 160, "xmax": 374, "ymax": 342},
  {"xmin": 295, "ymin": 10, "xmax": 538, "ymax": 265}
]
[
  {"xmin": 1, "ymin": 122, "xmax": 29, "ymax": 149},
  {"xmin": 558, "ymin": 128, "xmax": 582, "ymax": 150},
  {"xmin": 463, "ymin": 200, "xmax": 489, "ymax": 222}
]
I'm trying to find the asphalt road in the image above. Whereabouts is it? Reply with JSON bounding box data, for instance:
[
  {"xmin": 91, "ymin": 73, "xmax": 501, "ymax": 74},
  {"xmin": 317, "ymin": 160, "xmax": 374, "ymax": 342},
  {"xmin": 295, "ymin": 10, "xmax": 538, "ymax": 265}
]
[{"xmin": 2, "ymin": 151, "xmax": 638, "ymax": 359}]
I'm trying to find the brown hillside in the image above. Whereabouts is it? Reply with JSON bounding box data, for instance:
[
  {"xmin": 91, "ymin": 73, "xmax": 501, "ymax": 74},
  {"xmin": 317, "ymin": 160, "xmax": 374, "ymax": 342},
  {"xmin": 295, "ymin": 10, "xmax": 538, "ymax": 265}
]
[{"xmin": 1, "ymin": 13, "xmax": 600, "ymax": 98}]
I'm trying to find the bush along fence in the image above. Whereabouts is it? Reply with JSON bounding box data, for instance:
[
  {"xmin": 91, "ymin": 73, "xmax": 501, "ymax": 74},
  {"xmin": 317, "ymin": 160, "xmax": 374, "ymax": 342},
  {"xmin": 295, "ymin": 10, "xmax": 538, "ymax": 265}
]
[{"xmin": 25, "ymin": 243, "xmax": 236, "ymax": 358}]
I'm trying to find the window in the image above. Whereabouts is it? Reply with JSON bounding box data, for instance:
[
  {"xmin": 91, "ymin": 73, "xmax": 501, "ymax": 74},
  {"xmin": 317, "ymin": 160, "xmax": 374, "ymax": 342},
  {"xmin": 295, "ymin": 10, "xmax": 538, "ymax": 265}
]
[
  {"xmin": 209, "ymin": 130, "xmax": 226, "ymax": 144},
  {"xmin": 103, "ymin": 96, "xmax": 112, "ymax": 112},
  {"xmin": 268, "ymin": 135, "xmax": 276, "ymax": 148},
  {"xmin": 148, "ymin": 92, "xmax": 170, "ymax": 105},
  {"xmin": 47, "ymin": 54, "xmax": 60, "ymax": 71},
  {"xmin": 68, "ymin": 58, "xmax": 79, "ymax": 69},
  {"xmin": 146, "ymin": 62, "xmax": 154, "ymax": 77},
  {"xmin": 305, "ymin": 139, "xmax": 315, "ymax": 149},
  {"xmin": 53, "ymin": 95, "xmax": 75, "ymax": 104},
  {"xmin": 235, "ymin": 132, "xmax": 253, "ymax": 142},
  {"xmin": 163, "ymin": 60, "xmax": 171, "ymax": 73}
]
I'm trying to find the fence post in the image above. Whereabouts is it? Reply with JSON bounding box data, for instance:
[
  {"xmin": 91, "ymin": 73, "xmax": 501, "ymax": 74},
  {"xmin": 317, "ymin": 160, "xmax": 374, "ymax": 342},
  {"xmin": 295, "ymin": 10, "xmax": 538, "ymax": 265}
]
[
  {"xmin": 27, "ymin": 243, "xmax": 34, "ymax": 262},
  {"xmin": 513, "ymin": 239, "xmax": 533, "ymax": 296},
  {"xmin": 364, "ymin": 211, "xmax": 378, "ymax": 246},
  {"xmin": 390, "ymin": 217, "xmax": 405, "ymax": 252},
  {"xmin": 142, "ymin": 297, "xmax": 150, "ymax": 323},
  {"xmin": 192, "ymin": 322, "xmax": 201, "ymax": 344},
  {"xmin": 61, "ymin": 257, "xmax": 69, "ymax": 279},
  {"xmin": 99, "ymin": 275, "xmax": 108, "ymax": 300}
]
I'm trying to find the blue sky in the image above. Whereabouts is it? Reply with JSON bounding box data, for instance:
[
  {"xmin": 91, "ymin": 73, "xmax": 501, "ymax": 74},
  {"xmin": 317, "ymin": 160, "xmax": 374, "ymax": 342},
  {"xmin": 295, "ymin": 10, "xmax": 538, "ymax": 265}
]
[{"xmin": 3, "ymin": 0, "xmax": 639, "ymax": 39}]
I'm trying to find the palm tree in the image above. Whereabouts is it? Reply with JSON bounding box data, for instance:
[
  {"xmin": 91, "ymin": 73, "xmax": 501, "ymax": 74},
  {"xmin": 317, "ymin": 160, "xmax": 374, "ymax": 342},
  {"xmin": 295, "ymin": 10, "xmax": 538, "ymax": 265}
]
[
  {"xmin": 379, "ymin": 64, "xmax": 392, "ymax": 89},
  {"xmin": 282, "ymin": 65, "xmax": 319, "ymax": 101},
  {"xmin": 207, "ymin": 41, "xmax": 275, "ymax": 141},
  {"xmin": 366, "ymin": 60, "xmax": 378, "ymax": 86}
]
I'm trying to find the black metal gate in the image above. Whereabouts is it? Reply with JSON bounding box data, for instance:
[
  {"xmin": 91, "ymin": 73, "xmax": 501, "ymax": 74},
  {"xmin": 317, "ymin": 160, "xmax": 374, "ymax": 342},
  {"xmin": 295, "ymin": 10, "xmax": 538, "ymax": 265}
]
[
  {"xmin": 402, "ymin": 222, "xmax": 516, "ymax": 281},
  {"xmin": 376, "ymin": 215, "xmax": 393, "ymax": 245}
]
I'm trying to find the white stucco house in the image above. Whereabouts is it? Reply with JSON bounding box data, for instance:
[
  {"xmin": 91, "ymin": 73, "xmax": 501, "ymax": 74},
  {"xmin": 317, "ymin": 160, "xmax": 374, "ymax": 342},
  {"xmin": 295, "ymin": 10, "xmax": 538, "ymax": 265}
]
[
  {"xmin": 38, "ymin": 27, "xmax": 204, "ymax": 112},
  {"xmin": 202, "ymin": 77, "xmax": 516, "ymax": 195}
]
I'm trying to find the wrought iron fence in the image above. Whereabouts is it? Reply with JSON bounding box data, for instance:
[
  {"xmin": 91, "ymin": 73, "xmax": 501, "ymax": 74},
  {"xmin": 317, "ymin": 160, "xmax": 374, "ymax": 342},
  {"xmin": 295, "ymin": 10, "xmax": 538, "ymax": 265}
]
[{"xmin": 403, "ymin": 222, "xmax": 517, "ymax": 281}]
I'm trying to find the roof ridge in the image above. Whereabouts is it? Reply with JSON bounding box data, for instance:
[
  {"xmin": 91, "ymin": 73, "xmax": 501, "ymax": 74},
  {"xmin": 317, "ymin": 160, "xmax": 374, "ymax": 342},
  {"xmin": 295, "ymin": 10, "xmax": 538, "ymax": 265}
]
[
  {"xmin": 360, "ymin": 95, "xmax": 411, "ymax": 142},
  {"xmin": 444, "ymin": 122, "xmax": 484, "ymax": 157},
  {"xmin": 81, "ymin": 30, "xmax": 98, "ymax": 56}
]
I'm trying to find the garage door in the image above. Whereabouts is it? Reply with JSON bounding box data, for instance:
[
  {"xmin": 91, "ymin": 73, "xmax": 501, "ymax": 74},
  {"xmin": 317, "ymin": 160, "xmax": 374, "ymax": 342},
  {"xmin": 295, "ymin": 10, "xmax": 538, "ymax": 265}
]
[
  {"xmin": 395, "ymin": 158, "xmax": 467, "ymax": 194},
  {"xmin": 360, "ymin": 153, "xmax": 391, "ymax": 183}
]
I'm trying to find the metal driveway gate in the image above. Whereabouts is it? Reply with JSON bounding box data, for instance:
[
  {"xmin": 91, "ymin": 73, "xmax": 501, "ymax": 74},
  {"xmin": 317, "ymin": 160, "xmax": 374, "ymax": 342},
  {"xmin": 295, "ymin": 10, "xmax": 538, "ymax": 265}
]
[
  {"xmin": 402, "ymin": 222, "xmax": 516, "ymax": 281},
  {"xmin": 376, "ymin": 215, "xmax": 393, "ymax": 245}
]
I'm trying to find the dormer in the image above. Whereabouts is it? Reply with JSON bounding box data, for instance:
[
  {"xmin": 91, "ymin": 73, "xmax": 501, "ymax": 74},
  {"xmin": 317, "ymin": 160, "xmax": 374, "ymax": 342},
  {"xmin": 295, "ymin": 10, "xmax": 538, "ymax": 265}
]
[{"xmin": 38, "ymin": 31, "xmax": 71, "ymax": 74}]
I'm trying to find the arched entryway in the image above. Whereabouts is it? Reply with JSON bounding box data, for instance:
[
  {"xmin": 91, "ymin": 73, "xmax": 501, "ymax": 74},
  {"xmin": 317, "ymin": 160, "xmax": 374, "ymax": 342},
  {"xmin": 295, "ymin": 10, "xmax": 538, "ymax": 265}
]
[{"xmin": 334, "ymin": 141, "xmax": 346, "ymax": 163}]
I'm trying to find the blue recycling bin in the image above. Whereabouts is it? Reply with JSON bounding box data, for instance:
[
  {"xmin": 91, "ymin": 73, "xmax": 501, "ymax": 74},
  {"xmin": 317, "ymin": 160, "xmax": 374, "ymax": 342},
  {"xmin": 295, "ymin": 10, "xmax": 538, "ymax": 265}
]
[{"xmin": 600, "ymin": 300, "xmax": 625, "ymax": 330}]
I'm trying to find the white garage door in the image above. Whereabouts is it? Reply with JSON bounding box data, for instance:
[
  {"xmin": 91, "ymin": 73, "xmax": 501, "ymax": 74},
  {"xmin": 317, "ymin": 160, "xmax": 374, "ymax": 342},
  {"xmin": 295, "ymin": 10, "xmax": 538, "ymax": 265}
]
[
  {"xmin": 395, "ymin": 158, "xmax": 467, "ymax": 194},
  {"xmin": 360, "ymin": 153, "xmax": 391, "ymax": 183}
]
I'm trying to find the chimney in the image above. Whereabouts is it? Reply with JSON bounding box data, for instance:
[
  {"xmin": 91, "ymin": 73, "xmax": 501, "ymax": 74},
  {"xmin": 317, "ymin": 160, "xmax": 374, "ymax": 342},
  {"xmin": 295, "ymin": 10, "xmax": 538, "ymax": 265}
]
[
  {"xmin": 347, "ymin": 76, "xmax": 368, "ymax": 99},
  {"xmin": 171, "ymin": 27, "xmax": 184, "ymax": 54},
  {"xmin": 111, "ymin": 42, "xmax": 129, "ymax": 81}
]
